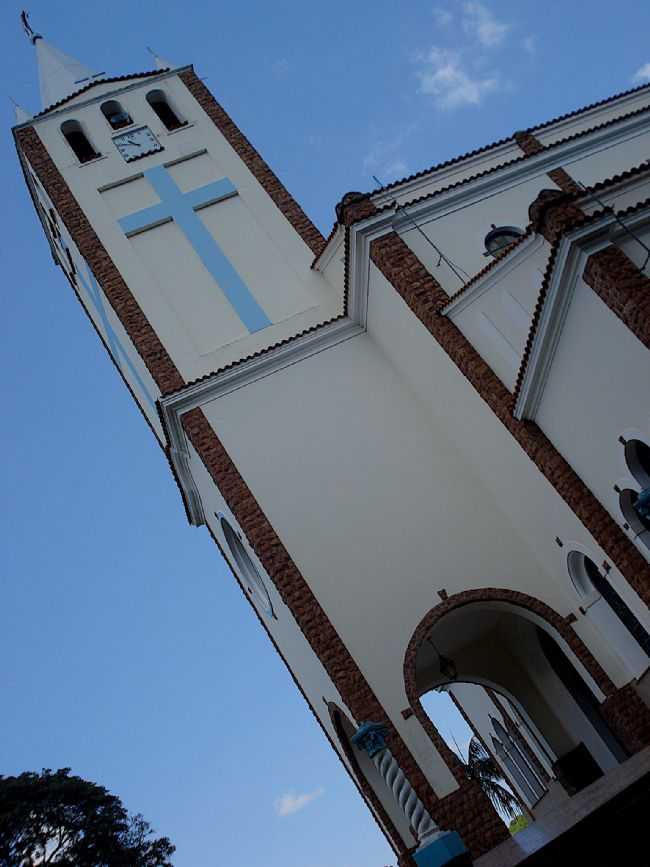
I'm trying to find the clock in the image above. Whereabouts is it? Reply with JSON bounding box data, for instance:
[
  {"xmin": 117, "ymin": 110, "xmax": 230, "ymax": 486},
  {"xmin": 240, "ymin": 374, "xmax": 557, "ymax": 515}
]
[{"xmin": 113, "ymin": 126, "xmax": 163, "ymax": 162}]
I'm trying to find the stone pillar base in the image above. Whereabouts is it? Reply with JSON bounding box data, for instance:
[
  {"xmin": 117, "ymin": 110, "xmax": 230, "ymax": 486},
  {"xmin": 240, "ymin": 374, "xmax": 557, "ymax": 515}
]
[{"xmin": 413, "ymin": 831, "xmax": 471, "ymax": 867}]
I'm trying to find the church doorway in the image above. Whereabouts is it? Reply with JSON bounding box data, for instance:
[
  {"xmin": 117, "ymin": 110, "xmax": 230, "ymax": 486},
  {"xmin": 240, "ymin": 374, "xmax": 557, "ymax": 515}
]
[{"xmin": 408, "ymin": 595, "xmax": 627, "ymax": 798}]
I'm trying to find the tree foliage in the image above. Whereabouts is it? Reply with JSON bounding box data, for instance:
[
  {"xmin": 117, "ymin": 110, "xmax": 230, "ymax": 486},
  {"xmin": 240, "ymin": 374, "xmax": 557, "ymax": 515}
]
[
  {"xmin": 463, "ymin": 737, "xmax": 521, "ymax": 821},
  {"xmin": 0, "ymin": 768, "xmax": 175, "ymax": 867}
]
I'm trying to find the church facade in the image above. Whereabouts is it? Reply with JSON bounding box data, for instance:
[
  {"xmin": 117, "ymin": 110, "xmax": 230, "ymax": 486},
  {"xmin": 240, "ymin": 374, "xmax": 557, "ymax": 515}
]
[{"xmin": 13, "ymin": 22, "xmax": 650, "ymax": 866}]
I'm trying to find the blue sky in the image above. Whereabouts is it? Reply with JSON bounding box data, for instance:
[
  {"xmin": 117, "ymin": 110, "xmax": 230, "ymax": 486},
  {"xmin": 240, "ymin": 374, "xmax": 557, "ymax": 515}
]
[{"xmin": 2, "ymin": 2, "xmax": 649, "ymax": 866}]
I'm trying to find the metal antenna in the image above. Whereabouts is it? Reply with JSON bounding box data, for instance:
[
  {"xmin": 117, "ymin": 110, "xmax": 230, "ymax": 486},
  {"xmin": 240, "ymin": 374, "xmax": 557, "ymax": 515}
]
[
  {"xmin": 20, "ymin": 10, "xmax": 41, "ymax": 44},
  {"xmin": 392, "ymin": 200, "xmax": 470, "ymax": 284}
]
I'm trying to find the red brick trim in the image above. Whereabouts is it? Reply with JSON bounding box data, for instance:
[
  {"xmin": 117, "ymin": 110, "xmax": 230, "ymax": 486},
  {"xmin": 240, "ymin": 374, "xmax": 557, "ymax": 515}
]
[
  {"xmin": 514, "ymin": 131, "xmax": 582, "ymax": 194},
  {"xmin": 179, "ymin": 69, "xmax": 324, "ymax": 257},
  {"xmin": 599, "ymin": 684, "xmax": 650, "ymax": 754},
  {"xmin": 486, "ymin": 689, "xmax": 551, "ymax": 785},
  {"xmin": 583, "ymin": 245, "xmax": 650, "ymax": 350},
  {"xmin": 369, "ymin": 231, "xmax": 650, "ymax": 612},
  {"xmin": 15, "ymin": 126, "xmax": 185, "ymax": 397}
]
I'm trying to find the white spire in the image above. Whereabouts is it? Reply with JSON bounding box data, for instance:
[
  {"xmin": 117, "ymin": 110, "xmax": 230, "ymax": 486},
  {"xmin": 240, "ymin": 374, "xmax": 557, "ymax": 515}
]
[
  {"xmin": 147, "ymin": 46, "xmax": 173, "ymax": 71},
  {"xmin": 11, "ymin": 99, "xmax": 33, "ymax": 124},
  {"xmin": 34, "ymin": 37, "xmax": 104, "ymax": 109}
]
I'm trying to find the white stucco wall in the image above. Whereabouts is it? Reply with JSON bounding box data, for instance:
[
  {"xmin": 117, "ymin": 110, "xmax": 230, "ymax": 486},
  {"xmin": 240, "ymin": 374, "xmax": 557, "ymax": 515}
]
[{"xmin": 536, "ymin": 275, "xmax": 650, "ymax": 602}]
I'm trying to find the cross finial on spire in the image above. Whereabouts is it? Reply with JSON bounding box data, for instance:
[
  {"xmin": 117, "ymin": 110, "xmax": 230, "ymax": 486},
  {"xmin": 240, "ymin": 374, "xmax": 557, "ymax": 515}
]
[{"xmin": 20, "ymin": 10, "xmax": 42, "ymax": 45}]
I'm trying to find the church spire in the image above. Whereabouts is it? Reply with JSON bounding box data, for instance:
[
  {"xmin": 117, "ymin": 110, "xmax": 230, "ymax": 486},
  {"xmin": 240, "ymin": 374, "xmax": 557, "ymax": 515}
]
[{"xmin": 21, "ymin": 10, "xmax": 105, "ymax": 110}]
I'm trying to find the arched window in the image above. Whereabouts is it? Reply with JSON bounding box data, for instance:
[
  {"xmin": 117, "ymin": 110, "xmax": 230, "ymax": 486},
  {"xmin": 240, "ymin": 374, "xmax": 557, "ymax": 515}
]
[
  {"xmin": 624, "ymin": 439, "xmax": 650, "ymax": 489},
  {"xmin": 60, "ymin": 120, "xmax": 99, "ymax": 164},
  {"xmin": 219, "ymin": 515, "xmax": 274, "ymax": 617},
  {"xmin": 146, "ymin": 89, "xmax": 185, "ymax": 131},
  {"xmin": 568, "ymin": 551, "xmax": 650, "ymax": 674},
  {"xmin": 619, "ymin": 489, "xmax": 650, "ymax": 538},
  {"xmin": 100, "ymin": 99, "xmax": 132, "ymax": 130}
]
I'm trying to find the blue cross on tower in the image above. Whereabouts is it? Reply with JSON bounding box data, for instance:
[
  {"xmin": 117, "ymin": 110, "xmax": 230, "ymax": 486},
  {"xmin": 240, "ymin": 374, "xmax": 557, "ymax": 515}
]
[{"xmin": 118, "ymin": 167, "xmax": 272, "ymax": 334}]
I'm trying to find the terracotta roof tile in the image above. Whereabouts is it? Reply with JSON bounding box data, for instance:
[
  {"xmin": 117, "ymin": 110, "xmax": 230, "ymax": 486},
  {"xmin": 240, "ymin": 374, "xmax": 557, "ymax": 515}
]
[
  {"xmin": 525, "ymin": 80, "xmax": 650, "ymax": 135},
  {"xmin": 368, "ymin": 81, "xmax": 650, "ymax": 203},
  {"xmin": 352, "ymin": 100, "xmax": 650, "ymax": 229}
]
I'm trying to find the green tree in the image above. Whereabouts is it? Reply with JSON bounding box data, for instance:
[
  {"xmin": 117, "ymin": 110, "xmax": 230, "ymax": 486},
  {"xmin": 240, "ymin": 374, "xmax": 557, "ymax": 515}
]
[
  {"xmin": 0, "ymin": 768, "xmax": 174, "ymax": 867},
  {"xmin": 463, "ymin": 737, "xmax": 521, "ymax": 821}
]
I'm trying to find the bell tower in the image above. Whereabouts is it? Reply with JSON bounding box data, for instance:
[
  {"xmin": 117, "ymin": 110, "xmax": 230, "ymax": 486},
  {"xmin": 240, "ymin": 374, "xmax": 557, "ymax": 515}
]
[{"xmin": 14, "ymin": 15, "xmax": 343, "ymax": 439}]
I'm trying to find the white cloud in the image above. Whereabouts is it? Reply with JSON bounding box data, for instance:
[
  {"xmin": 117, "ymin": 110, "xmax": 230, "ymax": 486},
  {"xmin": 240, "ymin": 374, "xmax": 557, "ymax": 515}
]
[
  {"xmin": 462, "ymin": 2, "xmax": 509, "ymax": 47},
  {"xmin": 433, "ymin": 7, "xmax": 453, "ymax": 27},
  {"xmin": 274, "ymin": 787, "xmax": 324, "ymax": 816},
  {"xmin": 523, "ymin": 35, "xmax": 536, "ymax": 56},
  {"xmin": 633, "ymin": 62, "xmax": 650, "ymax": 83},
  {"xmin": 417, "ymin": 47, "xmax": 499, "ymax": 109},
  {"xmin": 362, "ymin": 125, "xmax": 415, "ymax": 182}
]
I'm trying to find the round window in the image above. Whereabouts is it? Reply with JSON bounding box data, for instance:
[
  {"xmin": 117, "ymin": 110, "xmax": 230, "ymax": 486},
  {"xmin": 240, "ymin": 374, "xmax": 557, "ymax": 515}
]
[
  {"xmin": 219, "ymin": 516, "xmax": 274, "ymax": 617},
  {"xmin": 567, "ymin": 551, "xmax": 601, "ymax": 600},
  {"xmin": 484, "ymin": 224, "xmax": 525, "ymax": 257}
]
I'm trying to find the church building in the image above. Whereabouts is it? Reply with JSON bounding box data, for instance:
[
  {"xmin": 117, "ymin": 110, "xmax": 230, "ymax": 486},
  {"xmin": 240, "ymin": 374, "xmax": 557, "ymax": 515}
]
[{"xmin": 13, "ymin": 15, "xmax": 650, "ymax": 866}]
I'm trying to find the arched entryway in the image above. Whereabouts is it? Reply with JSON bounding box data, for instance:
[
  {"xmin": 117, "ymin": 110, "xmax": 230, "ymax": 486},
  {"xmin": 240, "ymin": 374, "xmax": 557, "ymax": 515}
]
[
  {"xmin": 326, "ymin": 703, "xmax": 416, "ymax": 857},
  {"xmin": 405, "ymin": 591, "xmax": 628, "ymax": 799}
]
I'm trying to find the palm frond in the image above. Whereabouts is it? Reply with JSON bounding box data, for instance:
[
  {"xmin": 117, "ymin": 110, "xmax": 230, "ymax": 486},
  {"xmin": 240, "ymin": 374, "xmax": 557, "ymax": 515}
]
[{"xmin": 464, "ymin": 737, "xmax": 521, "ymax": 820}]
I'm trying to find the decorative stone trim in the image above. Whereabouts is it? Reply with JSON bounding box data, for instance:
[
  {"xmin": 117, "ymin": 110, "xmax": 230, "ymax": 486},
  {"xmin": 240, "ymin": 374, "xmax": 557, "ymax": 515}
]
[
  {"xmin": 15, "ymin": 126, "xmax": 185, "ymax": 397},
  {"xmin": 583, "ymin": 245, "xmax": 650, "ymax": 350},
  {"xmin": 368, "ymin": 231, "xmax": 650, "ymax": 612},
  {"xmin": 179, "ymin": 69, "xmax": 324, "ymax": 256}
]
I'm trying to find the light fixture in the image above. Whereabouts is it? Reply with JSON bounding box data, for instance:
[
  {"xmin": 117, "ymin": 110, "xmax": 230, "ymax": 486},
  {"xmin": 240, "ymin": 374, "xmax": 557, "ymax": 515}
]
[{"xmin": 427, "ymin": 636, "xmax": 458, "ymax": 681}]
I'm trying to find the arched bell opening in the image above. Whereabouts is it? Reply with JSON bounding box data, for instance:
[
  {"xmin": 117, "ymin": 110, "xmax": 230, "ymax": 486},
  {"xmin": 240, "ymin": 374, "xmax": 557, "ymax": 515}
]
[
  {"xmin": 409, "ymin": 597, "xmax": 627, "ymax": 799},
  {"xmin": 326, "ymin": 703, "xmax": 416, "ymax": 854}
]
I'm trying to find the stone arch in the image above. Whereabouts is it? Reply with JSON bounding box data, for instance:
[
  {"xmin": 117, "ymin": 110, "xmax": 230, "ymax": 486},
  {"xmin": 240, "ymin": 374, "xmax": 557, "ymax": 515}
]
[
  {"xmin": 402, "ymin": 588, "xmax": 645, "ymax": 790},
  {"xmin": 404, "ymin": 588, "xmax": 616, "ymax": 703}
]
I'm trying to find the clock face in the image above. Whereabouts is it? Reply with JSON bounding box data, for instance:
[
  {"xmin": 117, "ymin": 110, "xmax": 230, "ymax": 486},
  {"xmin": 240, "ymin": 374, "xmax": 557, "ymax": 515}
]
[{"xmin": 113, "ymin": 126, "xmax": 163, "ymax": 162}]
